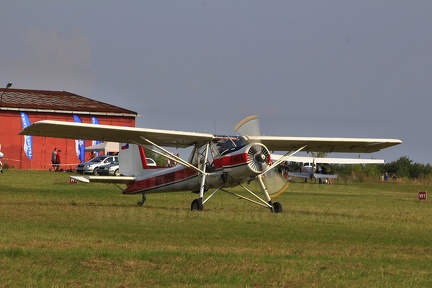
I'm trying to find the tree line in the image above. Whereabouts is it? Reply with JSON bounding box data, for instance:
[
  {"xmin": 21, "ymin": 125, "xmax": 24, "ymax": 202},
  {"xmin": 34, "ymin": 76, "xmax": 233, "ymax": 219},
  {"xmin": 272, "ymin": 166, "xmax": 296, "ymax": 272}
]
[{"xmin": 331, "ymin": 156, "xmax": 432, "ymax": 180}]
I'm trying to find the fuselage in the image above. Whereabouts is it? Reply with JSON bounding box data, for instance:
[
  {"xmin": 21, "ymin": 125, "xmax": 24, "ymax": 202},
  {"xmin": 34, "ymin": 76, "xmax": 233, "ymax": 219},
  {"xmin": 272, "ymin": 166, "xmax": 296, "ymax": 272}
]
[{"xmin": 122, "ymin": 139, "xmax": 271, "ymax": 195}]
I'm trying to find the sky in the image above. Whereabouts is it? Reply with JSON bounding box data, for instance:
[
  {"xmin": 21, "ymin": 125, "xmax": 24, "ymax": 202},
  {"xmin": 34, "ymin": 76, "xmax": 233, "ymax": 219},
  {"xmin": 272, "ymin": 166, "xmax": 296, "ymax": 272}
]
[{"xmin": 1, "ymin": 1, "xmax": 431, "ymax": 163}]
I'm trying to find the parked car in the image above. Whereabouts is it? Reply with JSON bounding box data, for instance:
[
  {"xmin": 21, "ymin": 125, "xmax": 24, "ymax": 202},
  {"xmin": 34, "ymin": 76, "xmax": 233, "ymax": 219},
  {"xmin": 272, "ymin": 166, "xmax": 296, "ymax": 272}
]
[
  {"xmin": 76, "ymin": 155, "xmax": 118, "ymax": 175},
  {"xmin": 96, "ymin": 160, "xmax": 120, "ymax": 176},
  {"xmin": 96, "ymin": 157, "xmax": 157, "ymax": 176}
]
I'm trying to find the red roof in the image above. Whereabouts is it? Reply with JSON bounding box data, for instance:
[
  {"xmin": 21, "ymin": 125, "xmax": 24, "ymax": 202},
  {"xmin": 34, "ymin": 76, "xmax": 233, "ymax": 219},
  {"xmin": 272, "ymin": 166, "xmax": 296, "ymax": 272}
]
[{"xmin": 0, "ymin": 88, "xmax": 136, "ymax": 116}]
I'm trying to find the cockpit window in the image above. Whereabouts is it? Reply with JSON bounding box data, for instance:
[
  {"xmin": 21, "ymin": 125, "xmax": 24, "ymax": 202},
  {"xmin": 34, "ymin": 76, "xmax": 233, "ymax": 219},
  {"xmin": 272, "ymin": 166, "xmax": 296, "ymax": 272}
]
[{"xmin": 213, "ymin": 135, "xmax": 246, "ymax": 155}]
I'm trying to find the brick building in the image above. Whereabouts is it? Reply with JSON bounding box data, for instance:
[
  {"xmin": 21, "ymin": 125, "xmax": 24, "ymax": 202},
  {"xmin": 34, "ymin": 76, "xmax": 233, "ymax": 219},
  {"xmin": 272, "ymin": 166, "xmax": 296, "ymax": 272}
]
[{"xmin": 0, "ymin": 88, "xmax": 137, "ymax": 170}]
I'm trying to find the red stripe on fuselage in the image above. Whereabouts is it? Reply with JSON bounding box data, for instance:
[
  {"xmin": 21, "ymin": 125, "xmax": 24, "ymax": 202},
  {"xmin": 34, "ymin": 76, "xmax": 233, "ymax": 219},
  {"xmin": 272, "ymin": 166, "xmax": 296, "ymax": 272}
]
[
  {"xmin": 123, "ymin": 167, "xmax": 198, "ymax": 194},
  {"xmin": 213, "ymin": 153, "xmax": 248, "ymax": 169}
]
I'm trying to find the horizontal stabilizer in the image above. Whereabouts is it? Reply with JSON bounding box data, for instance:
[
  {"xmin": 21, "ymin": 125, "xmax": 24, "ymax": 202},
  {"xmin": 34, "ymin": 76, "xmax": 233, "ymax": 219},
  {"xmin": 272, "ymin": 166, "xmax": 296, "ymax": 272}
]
[
  {"xmin": 70, "ymin": 175, "xmax": 136, "ymax": 184},
  {"xmin": 70, "ymin": 176, "xmax": 90, "ymax": 183}
]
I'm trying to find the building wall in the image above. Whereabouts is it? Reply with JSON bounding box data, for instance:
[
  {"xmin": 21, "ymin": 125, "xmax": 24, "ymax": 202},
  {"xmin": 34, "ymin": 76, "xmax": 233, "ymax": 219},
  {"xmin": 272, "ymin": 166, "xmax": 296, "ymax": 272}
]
[{"xmin": 0, "ymin": 111, "xmax": 135, "ymax": 170}]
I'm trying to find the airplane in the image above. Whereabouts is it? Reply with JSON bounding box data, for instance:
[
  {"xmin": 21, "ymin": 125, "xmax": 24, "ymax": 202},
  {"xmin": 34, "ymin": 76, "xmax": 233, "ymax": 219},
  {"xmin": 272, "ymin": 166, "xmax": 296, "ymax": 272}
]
[
  {"xmin": 19, "ymin": 115, "xmax": 402, "ymax": 213},
  {"xmin": 272, "ymin": 154, "xmax": 385, "ymax": 183}
]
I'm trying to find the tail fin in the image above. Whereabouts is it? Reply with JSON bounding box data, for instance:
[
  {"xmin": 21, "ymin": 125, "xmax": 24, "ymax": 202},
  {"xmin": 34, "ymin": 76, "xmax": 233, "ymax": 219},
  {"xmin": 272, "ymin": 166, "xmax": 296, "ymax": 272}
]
[{"xmin": 118, "ymin": 143, "xmax": 153, "ymax": 176}]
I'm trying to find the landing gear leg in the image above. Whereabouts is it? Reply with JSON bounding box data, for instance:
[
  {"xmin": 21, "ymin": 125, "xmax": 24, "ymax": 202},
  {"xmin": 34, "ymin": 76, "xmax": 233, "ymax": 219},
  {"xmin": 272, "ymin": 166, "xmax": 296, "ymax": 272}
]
[
  {"xmin": 191, "ymin": 142, "xmax": 209, "ymax": 212},
  {"xmin": 257, "ymin": 174, "xmax": 283, "ymax": 213},
  {"xmin": 137, "ymin": 194, "xmax": 147, "ymax": 206}
]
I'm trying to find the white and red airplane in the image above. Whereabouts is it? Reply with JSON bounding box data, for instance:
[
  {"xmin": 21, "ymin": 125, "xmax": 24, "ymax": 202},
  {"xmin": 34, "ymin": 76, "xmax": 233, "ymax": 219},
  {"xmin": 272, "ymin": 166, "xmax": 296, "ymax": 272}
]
[{"xmin": 19, "ymin": 115, "xmax": 401, "ymax": 213}]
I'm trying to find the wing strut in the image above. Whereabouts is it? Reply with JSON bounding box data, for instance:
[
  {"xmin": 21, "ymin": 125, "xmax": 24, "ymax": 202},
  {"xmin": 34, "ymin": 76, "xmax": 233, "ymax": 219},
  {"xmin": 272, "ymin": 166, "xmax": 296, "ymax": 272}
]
[
  {"xmin": 259, "ymin": 145, "xmax": 307, "ymax": 176},
  {"xmin": 131, "ymin": 137, "xmax": 213, "ymax": 211},
  {"xmin": 198, "ymin": 142, "xmax": 209, "ymax": 202},
  {"xmin": 129, "ymin": 137, "xmax": 207, "ymax": 175}
]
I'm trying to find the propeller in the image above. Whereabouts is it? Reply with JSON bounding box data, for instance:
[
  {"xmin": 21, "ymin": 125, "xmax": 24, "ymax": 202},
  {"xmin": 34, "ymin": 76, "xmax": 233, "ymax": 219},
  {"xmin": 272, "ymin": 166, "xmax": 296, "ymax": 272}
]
[
  {"xmin": 233, "ymin": 115, "xmax": 292, "ymax": 198},
  {"xmin": 233, "ymin": 115, "xmax": 260, "ymax": 138}
]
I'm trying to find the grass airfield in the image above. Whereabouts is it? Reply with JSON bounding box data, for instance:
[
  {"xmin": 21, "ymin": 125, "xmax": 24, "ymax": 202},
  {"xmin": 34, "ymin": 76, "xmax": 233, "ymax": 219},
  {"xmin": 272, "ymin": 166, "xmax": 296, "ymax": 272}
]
[{"xmin": 1, "ymin": 170, "xmax": 432, "ymax": 287}]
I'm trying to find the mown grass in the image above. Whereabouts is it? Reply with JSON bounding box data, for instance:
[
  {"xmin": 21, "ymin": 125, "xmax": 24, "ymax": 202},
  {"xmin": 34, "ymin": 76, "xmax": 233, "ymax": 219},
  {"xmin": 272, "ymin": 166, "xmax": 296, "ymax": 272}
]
[{"xmin": 1, "ymin": 170, "xmax": 432, "ymax": 287}]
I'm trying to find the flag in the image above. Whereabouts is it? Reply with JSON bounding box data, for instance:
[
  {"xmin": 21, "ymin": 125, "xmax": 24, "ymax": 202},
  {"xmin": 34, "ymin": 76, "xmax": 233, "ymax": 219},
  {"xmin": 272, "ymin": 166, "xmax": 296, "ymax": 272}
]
[
  {"xmin": 20, "ymin": 112, "xmax": 33, "ymax": 160},
  {"xmin": 91, "ymin": 116, "xmax": 101, "ymax": 155},
  {"xmin": 73, "ymin": 115, "xmax": 85, "ymax": 163}
]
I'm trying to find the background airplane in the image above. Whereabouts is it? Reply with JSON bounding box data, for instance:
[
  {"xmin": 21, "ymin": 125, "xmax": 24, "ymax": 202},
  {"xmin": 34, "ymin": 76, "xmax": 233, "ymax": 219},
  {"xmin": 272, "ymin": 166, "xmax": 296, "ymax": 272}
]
[
  {"xmin": 19, "ymin": 115, "xmax": 401, "ymax": 213},
  {"xmin": 272, "ymin": 154, "xmax": 385, "ymax": 183}
]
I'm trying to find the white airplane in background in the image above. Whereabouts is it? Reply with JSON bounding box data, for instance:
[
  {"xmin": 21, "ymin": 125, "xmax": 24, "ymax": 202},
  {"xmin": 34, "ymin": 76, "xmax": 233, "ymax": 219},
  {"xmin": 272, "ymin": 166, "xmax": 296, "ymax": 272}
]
[
  {"xmin": 19, "ymin": 115, "xmax": 401, "ymax": 213},
  {"xmin": 272, "ymin": 154, "xmax": 385, "ymax": 183}
]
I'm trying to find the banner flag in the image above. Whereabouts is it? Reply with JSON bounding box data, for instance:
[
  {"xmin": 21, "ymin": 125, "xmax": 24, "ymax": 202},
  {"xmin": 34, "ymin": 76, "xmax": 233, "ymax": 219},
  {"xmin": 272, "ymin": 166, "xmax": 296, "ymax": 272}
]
[
  {"xmin": 20, "ymin": 112, "xmax": 33, "ymax": 160},
  {"xmin": 73, "ymin": 115, "xmax": 85, "ymax": 163},
  {"xmin": 91, "ymin": 116, "xmax": 101, "ymax": 155}
]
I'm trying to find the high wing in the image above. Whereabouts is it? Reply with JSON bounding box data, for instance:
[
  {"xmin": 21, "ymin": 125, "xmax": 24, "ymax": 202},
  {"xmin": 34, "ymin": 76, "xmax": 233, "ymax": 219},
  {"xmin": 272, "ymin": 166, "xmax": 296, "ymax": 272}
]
[
  {"xmin": 19, "ymin": 120, "xmax": 214, "ymax": 148},
  {"xmin": 247, "ymin": 136, "xmax": 402, "ymax": 153},
  {"xmin": 20, "ymin": 120, "xmax": 401, "ymax": 153}
]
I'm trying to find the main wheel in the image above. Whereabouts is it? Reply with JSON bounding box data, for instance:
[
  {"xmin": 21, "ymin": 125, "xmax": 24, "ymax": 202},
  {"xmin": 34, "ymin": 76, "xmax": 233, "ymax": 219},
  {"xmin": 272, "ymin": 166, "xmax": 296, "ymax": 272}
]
[
  {"xmin": 114, "ymin": 169, "xmax": 120, "ymax": 176},
  {"xmin": 272, "ymin": 202, "xmax": 282, "ymax": 213},
  {"xmin": 191, "ymin": 199, "xmax": 203, "ymax": 211}
]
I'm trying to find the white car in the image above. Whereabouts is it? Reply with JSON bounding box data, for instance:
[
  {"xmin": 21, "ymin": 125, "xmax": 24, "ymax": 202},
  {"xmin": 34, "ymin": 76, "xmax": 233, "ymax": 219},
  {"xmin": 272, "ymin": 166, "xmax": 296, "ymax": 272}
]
[
  {"xmin": 96, "ymin": 157, "xmax": 156, "ymax": 176},
  {"xmin": 96, "ymin": 159, "xmax": 120, "ymax": 176}
]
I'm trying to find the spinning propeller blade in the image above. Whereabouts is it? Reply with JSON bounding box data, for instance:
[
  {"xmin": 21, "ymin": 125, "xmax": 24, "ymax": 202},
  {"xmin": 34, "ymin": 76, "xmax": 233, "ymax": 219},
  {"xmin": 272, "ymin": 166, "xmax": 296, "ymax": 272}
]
[
  {"xmin": 233, "ymin": 115, "xmax": 261, "ymax": 137},
  {"xmin": 234, "ymin": 115, "xmax": 296, "ymax": 199}
]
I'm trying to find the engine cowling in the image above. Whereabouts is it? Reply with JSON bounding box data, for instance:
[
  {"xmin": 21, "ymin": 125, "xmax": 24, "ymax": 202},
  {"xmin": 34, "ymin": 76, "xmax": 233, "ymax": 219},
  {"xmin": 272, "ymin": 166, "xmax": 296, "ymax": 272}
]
[
  {"xmin": 213, "ymin": 142, "xmax": 272, "ymax": 186},
  {"xmin": 245, "ymin": 143, "xmax": 271, "ymax": 174}
]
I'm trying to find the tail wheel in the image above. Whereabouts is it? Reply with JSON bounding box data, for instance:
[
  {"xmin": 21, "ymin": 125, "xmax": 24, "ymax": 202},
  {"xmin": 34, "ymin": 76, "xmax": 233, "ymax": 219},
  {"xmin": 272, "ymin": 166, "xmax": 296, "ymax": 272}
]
[{"xmin": 191, "ymin": 199, "xmax": 203, "ymax": 211}]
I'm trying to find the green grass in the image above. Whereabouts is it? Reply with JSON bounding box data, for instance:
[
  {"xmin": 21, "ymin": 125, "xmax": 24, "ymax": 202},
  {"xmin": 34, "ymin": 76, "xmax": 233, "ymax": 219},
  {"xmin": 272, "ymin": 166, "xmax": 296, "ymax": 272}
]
[{"xmin": 1, "ymin": 170, "xmax": 432, "ymax": 287}]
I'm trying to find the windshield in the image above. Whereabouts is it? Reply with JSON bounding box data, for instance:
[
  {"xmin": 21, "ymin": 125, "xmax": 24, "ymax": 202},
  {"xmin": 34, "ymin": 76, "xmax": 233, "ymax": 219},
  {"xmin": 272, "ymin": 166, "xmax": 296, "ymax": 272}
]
[
  {"xmin": 90, "ymin": 156, "xmax": 108, "ymax": 163},
  {"xmin": 213, "ymin": 135, "xmax": 246, "ymax": 155}
]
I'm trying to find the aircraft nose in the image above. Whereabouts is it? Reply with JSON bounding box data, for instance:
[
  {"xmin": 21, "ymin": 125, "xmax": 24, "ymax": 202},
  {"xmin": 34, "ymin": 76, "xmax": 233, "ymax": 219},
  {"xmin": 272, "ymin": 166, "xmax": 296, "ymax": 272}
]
[
  {"xmin": 255, "ymin": 153, "xmax": 266, "ymax": 162},
  {"xmin": 246, "ymin": 143, "xmax": 271, "ymax": 174}
]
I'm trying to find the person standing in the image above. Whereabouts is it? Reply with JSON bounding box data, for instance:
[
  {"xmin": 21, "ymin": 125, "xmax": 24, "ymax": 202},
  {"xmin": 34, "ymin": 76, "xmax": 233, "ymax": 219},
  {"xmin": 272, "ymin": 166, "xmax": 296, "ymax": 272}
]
[
  {"xmin": 51, "ymin": 148, "xmax": 57, "ymax": 171},
  {"xmin": 55, "ymin": 149, "xmax": 62, "ymax": 171},
  {"xmin": 0, "ymin": 151, "xmax": 3, "ymax": 173}
]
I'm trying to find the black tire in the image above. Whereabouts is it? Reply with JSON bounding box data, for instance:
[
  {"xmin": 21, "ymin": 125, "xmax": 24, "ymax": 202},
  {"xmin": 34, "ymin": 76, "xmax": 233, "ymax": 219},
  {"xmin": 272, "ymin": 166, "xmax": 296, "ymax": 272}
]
[
  {"xmin": 93, "ymin": 167, "xmax": 98, "ymax": 175},
  {"xmin": 191, "ymin": 199, "xmax": 203, "ymax": 211},
  {"xmin": 114, "ymin": 169, "xmax": 120, "ymax": 176},
  {"xmin": 272, "ymin": 202, "xmax": 282, "ymax": 213}
]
